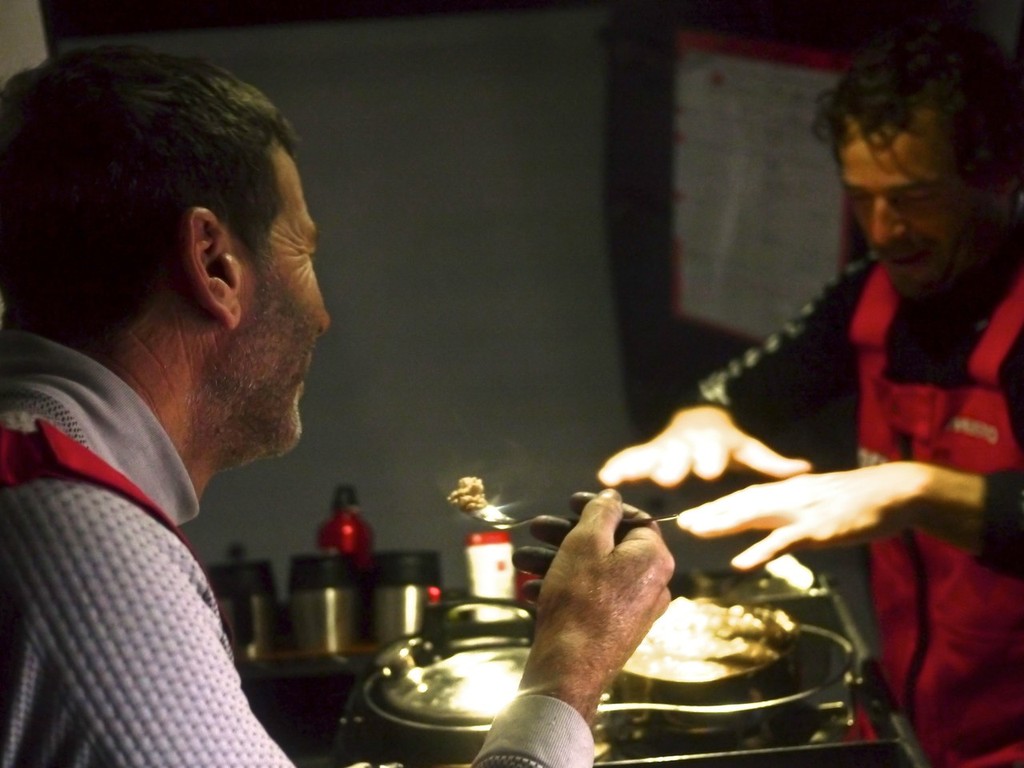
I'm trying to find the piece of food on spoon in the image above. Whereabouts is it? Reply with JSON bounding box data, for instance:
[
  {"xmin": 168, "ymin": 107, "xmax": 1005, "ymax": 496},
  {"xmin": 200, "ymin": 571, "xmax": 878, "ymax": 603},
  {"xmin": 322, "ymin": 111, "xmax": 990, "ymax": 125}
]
[{"xmin": 448, "ymin": 476, "xmax": 490, "ymax": 512}]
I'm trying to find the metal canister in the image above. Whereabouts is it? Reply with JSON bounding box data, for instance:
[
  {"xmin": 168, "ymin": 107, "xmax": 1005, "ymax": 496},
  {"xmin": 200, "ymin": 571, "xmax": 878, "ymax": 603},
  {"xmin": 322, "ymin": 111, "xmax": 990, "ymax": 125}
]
[
  {"xmin": 372, "ymin": 550, "xmax": 441, "ymax": 646},
  {"xmin": 288, "ymin": 553, "xmax": 358, "ymax": 655},
  {"xmin": 209, "ymin": 559, "xmax": 278, "ymax": 660}
]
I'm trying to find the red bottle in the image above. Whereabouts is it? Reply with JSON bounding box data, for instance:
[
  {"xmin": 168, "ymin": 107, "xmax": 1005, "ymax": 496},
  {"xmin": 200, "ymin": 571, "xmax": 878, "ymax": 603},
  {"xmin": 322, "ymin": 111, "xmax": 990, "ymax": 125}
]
[
  {"xmin": 317, "ymin": 484, "xmax": 374, "ymax": 642},
  {"xmin": 317, "ymin": 484, "xmax": 373, "ymax": 572}
]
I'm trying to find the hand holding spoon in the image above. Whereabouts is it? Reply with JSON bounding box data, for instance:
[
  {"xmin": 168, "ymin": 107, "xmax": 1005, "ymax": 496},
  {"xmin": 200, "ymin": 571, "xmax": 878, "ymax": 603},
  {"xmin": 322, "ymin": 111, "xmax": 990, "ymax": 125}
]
[{"xmin": 448, "ymin": 477, "xmax": 677, "ymax": 530}]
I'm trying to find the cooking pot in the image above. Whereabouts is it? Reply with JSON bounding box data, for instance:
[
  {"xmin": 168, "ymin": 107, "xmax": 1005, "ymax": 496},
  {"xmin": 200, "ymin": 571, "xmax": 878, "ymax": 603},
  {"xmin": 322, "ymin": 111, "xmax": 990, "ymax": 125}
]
[
  {"xmin": 333, "ymin": 599, "xmax": 535, "ymax": 767},
  {"xmin": 617, "ymin": 597, "xmax": 800, "ymax": 705},
  {"xmin": 606, "ymin": 598, "xmax": 853, "ymax": 739}
]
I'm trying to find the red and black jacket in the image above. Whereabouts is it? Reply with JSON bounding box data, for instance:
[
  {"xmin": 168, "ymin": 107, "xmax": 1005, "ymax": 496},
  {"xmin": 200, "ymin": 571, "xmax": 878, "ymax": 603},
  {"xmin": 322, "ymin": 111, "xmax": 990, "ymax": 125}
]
[{"xmin": 851, "ymin": 263, "xmax": 1024, "ymax": 768}]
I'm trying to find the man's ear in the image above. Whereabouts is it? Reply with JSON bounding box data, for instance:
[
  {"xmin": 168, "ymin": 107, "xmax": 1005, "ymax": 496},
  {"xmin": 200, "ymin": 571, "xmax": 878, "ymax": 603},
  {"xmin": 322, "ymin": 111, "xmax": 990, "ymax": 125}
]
[{"xmin": 179, "ymin": 207, "xmax": 244, "ymax": 330}]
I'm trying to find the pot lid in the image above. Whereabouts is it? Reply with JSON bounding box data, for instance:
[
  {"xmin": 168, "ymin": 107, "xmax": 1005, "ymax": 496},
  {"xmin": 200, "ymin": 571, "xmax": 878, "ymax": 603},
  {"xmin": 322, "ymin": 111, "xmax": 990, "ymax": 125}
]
[{"xmin": 378, "ymin": 646, "xmax": 531, "ymax": 724}]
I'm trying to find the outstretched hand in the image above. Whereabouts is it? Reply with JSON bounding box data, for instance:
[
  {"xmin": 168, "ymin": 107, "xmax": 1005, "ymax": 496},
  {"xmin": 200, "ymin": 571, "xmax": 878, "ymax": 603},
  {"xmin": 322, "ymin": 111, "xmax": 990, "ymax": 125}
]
[
  {"xmin": 676, "ymin": 462, "xmax": 986, "ymax": 570},
  {"xmin": 598, "ymin": 406, "xmax": 811, "ymax": 488}
]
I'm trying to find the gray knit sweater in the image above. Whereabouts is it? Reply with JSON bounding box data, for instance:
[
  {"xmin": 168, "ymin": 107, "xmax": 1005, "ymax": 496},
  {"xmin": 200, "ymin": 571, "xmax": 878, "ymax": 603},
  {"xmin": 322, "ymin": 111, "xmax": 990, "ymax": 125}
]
[{"xmin": 0, "ymin": 331, "xmax": 592, "ymax": 768}]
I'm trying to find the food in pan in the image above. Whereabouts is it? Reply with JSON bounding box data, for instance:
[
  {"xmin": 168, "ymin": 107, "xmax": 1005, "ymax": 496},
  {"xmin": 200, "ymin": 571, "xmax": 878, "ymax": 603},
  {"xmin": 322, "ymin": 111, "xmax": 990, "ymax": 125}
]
[{"xmin": 622, "ymin": 596, "xmax": 798, "ymax": 683}]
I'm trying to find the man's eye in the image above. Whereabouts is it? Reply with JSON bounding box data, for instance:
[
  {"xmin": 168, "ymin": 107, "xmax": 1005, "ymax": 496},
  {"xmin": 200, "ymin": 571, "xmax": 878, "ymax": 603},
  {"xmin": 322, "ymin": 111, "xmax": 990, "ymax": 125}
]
[
  {"xmin": 893, "ymin": 184, "xmax": 955, "ymax": 208},
  {"xmin": 896, "ymin": 189, "xmax": 938, "ymax": 203}
]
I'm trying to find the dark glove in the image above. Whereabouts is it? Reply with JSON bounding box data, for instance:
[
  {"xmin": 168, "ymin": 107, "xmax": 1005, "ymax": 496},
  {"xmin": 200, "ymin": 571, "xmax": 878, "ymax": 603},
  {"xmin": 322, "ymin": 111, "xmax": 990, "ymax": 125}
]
[{"xmin": 512, "ymin": 491, "xmax": 651, "ymax": 601}]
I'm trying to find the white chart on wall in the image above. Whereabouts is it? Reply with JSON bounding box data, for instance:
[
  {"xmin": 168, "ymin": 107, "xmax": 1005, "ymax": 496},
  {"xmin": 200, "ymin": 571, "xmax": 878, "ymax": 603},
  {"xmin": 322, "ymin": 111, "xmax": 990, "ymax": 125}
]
[{"xmin": 672, "ymin": 31, "xmax": 849, "ymax": 339}]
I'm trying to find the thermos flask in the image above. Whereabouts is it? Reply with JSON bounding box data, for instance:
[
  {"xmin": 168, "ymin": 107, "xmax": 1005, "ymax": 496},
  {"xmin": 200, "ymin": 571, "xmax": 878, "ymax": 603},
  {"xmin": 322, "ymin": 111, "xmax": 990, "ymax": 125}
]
[
  {"xmin": 372, "ymin": 550, "xmax": 441, "ymax": 646},
  {"xmin": 288, "ymin": 552, "xmax": 358, "ymax": 655},
  {"xmin": 317, "ymin": 484, "xmax": 374, "ymax": 640},
  {"xmin": 209, "ymin": 558, "xmax": 278, "ymax": 660}
]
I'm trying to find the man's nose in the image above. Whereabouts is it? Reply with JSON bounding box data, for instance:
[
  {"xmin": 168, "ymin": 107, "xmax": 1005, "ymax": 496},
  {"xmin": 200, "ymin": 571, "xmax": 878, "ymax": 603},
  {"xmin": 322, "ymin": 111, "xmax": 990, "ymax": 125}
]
[
  {"xmin": 311, "ymin": 280, "xmax": 331, "ymax": 336},
  {"xmin": 315, "ymin": 299, "xmax": 331, "ymax": 336},
  {"xmin": 866, "ymin": 197, "xmax": 906, "ymax": 247}
]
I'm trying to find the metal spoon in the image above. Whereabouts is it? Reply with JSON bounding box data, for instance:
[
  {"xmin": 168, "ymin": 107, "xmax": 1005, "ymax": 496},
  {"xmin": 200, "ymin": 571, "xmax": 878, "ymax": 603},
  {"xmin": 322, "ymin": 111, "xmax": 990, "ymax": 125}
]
[{"xmin": 460, "ymin": 503, "xmax": 679, "ymax": 530}]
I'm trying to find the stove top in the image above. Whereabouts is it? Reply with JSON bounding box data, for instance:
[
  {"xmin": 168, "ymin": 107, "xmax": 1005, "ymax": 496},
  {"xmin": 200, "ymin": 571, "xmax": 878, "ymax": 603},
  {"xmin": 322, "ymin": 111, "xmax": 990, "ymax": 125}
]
[
  {"xmin": 591, "ymin": 569, "xmax": 930, "ymax": 767},
  {"xmin": 333, "ymin": 569, "xmax": 930, "ymax": 768}
]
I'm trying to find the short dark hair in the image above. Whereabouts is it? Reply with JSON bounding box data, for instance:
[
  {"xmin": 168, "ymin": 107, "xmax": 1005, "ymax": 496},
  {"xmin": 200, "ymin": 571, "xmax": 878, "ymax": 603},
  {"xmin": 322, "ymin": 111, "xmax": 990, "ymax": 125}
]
[
  {"xmin": 0, "ymin": 45, "xmax": 299, "ymax": 346},
  {"xmin": 814, "ymin": 19, "xmax": 1024, "ymax": 186}
]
